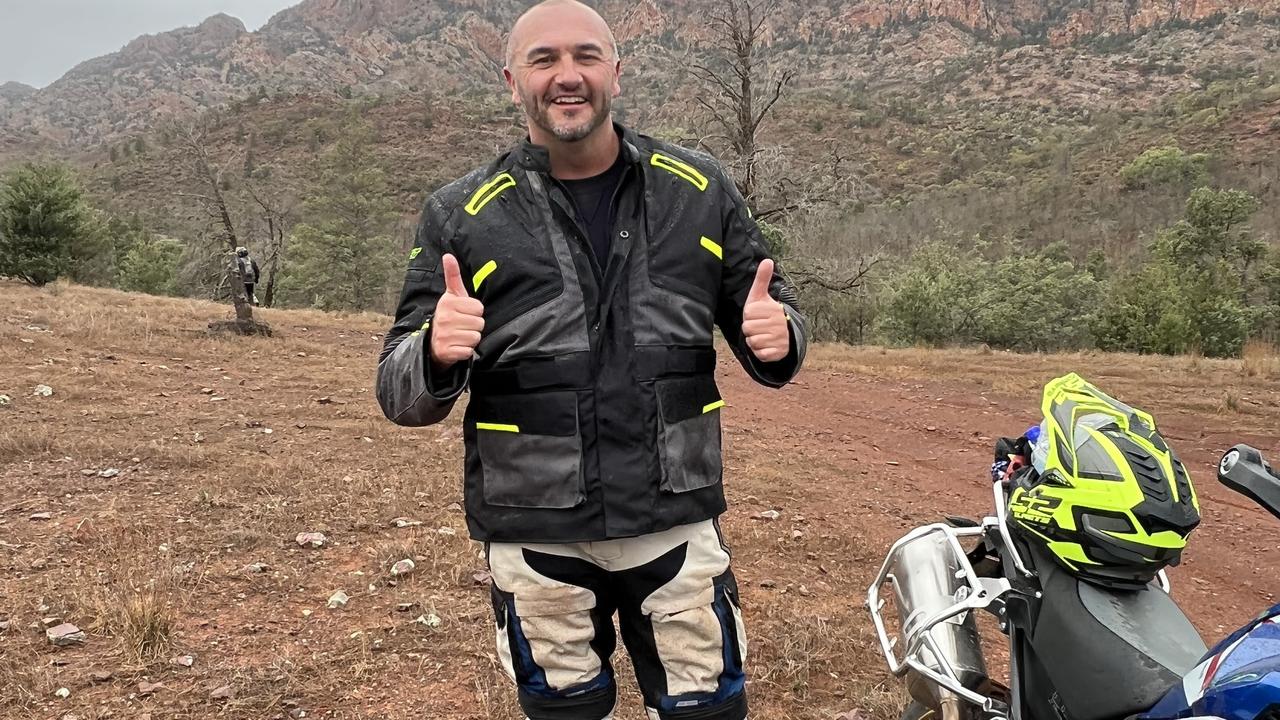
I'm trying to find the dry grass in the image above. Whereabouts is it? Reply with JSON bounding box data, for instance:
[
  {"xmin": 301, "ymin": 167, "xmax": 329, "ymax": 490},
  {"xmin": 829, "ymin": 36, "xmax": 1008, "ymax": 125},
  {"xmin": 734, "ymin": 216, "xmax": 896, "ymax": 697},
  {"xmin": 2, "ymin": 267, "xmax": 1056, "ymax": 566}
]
[
  {"xmin": 806, "ymin": 343, "xmax": 1280, "ymax": 429},
  {"xmin": 110, "ymin": 588, "xmax": 176, "ymax": 662},
  {"xmin": 1242, "ymin": 339, "xmax": 1280, "ymax": 379}
]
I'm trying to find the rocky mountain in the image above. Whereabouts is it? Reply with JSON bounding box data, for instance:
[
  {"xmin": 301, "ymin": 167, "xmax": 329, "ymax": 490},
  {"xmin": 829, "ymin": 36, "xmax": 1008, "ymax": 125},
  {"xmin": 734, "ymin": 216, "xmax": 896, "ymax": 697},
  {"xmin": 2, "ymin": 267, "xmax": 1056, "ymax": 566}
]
[
  {"xmin": 2, "ymin": 0, "xmax": 1279, "ymax": 149},
  {"xmin": 843, "ymin": 0, "xmax": 1280, "ymax": 43},
  {"xmin": 0, "ymin": 82, "xmax": 36, "ymax": 117}
]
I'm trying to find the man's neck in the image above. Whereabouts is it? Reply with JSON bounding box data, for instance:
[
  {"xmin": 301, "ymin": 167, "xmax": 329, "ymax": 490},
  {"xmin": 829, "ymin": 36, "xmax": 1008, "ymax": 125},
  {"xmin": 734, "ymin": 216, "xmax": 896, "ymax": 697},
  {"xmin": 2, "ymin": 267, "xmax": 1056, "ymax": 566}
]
[{"xmin": 534, "ymin": 122, "xmax": 621, "ymax": 180}]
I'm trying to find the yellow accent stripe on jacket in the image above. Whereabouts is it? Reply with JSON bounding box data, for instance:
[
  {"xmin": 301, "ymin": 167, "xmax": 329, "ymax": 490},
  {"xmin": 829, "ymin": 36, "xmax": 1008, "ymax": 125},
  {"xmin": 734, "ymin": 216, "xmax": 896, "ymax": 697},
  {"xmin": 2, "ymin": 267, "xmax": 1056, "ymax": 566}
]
[
  {"xmin": 473, "ymin": 260, "xmax": 498, "ymax": 291},
  {"xmin": 465, "ymin": 173, "xmax": 517, "ymax": 215},
  {"xmin": 702, "ymin": 400, "xmax": 725, "ymax": 414},
  {"xmin": 700, "ymin": 236, "xmax": 723, "ymax": 260},
  {"xmin": 651, "ymin": 152, "xmax": 708, "ymax": 191},
  {"xmin": 476, "ymin": 422, "xmax": 520, "ymax": 433}
]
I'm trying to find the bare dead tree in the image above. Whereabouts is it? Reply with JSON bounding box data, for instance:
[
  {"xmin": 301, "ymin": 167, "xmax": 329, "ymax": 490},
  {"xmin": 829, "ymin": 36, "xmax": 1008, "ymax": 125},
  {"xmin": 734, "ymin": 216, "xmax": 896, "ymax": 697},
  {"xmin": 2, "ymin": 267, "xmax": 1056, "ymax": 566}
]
[
  {"xmin": 173, "ymin": 118, "xmax": 269, "ymax": 334},
  {"xmin": 247, "ymin": 182, "xmax": 295, "ymax": 308},
  {"xmin": 690, "ymin": 0, "xmax": 793, "ymax": 206},
  {"xmin": 689, "ymin": 0, "xmax": 883, "ymax": 301}
]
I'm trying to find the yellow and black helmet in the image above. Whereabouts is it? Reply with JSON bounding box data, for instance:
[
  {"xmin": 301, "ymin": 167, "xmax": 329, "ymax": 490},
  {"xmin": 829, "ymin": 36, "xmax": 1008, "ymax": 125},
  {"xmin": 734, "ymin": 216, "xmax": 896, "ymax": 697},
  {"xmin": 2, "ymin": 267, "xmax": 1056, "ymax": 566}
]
[{"xmin": 1008, "ymin": 373, "xmax": 1200, "ymax": 589}]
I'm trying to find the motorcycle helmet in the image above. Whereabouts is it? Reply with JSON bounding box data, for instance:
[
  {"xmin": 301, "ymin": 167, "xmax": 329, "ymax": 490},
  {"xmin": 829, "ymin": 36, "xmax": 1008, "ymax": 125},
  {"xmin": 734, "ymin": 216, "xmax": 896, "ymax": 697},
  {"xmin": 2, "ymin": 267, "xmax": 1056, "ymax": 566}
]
[{"xmin": 1008, "ymin": 373, "xmax": 1200, "ymax": 589}]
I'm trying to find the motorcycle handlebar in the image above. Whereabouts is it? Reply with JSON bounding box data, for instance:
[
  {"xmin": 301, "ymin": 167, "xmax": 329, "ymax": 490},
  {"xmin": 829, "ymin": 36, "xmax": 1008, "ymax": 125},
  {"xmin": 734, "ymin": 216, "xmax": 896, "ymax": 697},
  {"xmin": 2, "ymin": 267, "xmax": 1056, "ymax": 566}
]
[{"xmin": 1218, "ymin": 444, "xmax": 1280, "ymax": 521}]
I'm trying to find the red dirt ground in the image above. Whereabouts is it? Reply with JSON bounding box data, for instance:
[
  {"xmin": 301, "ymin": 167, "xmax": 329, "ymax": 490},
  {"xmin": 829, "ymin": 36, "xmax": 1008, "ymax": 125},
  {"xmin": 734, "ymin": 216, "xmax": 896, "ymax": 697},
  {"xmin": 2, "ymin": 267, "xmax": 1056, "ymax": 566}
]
[{"xmin": 2, "ymin": 283, "xmax": 1278, "ymax": 719}]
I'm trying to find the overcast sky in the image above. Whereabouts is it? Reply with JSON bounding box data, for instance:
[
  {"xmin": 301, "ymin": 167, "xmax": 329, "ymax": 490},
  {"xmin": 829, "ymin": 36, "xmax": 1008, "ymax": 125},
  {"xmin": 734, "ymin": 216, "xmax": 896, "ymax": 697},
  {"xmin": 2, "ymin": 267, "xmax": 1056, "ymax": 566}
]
[{"xmin": 0, "ymin": 0, "xmax": 300, "ymax": 88}]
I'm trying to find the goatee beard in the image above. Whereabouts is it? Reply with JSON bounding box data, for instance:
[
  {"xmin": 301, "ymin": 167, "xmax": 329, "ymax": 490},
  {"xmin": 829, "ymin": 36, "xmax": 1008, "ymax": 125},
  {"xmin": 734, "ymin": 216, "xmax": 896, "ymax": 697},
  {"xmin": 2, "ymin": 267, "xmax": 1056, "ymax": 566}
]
[{"xmin": 536, "ymin": 98, "xmax": 610, "ymax": 142}]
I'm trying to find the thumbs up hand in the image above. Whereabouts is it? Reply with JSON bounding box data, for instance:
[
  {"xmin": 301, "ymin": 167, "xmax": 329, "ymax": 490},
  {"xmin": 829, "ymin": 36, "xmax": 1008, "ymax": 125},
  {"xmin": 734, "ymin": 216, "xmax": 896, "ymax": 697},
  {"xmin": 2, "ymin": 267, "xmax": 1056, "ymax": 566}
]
[
  {"xmin": 429, "ymin": 253, "xmax": 486, "ymax": 370},
  {"xmin": 741, "ymin": 259, "xmax": 789, "ymax": 363}
]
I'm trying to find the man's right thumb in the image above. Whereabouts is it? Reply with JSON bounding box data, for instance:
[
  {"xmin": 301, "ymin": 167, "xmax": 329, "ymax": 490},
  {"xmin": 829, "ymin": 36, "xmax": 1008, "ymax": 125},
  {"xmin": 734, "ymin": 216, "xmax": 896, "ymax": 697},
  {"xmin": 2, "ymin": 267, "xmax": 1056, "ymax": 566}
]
[{"xmin": 442, "ymin": 253, "xmax": 468, "ymax": 297}]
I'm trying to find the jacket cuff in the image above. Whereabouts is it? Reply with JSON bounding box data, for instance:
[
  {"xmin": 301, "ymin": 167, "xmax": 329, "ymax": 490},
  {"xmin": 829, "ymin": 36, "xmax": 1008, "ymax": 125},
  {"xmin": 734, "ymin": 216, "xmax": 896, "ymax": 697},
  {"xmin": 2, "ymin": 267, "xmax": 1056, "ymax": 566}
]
[
  {"xmin": 423, "ymin": 324, "xmax": 471, "ymax": 401},
  {"xmin": 376, "ymin": 320, "xmax": 468, "ymax": 427}
]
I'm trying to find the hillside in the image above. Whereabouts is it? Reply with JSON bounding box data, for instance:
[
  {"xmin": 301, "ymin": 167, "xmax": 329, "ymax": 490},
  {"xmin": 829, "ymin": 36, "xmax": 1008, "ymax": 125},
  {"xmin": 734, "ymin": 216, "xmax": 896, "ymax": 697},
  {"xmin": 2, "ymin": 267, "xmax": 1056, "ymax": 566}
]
[
  {"xmin": 3, "ymin": 281, "xmax": 1280, "ymax": 718},
  {"xmin": 3, "ymin": 0, "xmax": 1280, "ymax": 148},
  {"xmin": 1, "ymin": 0, "xmax": 1278, "ymax": 349}
]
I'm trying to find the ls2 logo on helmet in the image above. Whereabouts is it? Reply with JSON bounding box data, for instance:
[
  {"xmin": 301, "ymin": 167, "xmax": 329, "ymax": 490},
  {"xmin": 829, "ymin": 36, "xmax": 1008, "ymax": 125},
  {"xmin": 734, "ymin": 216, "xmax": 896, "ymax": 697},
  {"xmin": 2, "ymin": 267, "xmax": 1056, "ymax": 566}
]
[{"xmin": 1009, "ymin": 493, "xmax": 1063, "ymax": 525}]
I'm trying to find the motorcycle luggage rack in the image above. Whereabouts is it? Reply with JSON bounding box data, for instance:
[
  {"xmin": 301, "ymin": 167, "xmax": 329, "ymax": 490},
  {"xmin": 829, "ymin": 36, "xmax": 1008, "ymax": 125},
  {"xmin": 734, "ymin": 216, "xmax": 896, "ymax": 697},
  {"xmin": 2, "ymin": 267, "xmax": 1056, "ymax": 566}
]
[{"xmin": 867, "ymin": 520, "xmax": 1013, "ymax": 715}]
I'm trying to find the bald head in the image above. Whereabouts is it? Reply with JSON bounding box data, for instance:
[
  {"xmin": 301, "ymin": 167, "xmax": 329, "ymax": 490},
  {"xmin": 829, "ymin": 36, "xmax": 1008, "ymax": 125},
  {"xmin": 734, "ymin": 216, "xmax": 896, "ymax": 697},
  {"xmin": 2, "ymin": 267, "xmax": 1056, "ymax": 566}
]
[{"xmin": 506, "ymin": 0, "xmax": 618, "ymax": 68}]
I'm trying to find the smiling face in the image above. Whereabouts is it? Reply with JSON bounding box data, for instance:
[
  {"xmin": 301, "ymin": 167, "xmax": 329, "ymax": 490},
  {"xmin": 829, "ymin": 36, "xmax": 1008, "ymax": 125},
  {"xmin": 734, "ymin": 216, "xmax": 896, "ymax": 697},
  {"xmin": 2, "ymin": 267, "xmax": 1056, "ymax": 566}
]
[{"xmin": 503, "ymin": 0, "xmax": 621, "ymax": 145}]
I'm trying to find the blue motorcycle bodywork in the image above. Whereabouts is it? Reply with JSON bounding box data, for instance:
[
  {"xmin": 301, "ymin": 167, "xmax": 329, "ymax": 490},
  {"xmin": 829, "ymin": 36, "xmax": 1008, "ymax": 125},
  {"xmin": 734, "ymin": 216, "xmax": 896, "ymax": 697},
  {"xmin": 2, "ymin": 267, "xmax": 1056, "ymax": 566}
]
[{"xmin": 1144, "ymin": 603, "xmax": 1280, "ymax": 720}]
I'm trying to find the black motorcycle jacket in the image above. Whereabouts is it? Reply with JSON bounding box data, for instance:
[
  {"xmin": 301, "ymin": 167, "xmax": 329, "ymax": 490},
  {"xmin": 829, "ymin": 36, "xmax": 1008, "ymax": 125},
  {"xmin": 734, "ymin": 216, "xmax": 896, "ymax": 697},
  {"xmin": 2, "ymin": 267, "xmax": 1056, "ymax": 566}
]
[{"xmin": 376, "ymin": 124, "xmax": 808, "ymax": 543}]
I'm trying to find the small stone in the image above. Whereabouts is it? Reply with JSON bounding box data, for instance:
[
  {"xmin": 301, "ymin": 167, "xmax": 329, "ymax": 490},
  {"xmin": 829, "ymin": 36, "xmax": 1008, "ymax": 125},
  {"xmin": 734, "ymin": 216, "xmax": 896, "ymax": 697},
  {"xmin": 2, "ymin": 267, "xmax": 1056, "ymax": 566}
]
[
  {"xmin": 886, "ymin": 461, "xmax": 900, "ymax": 466},
  {"xmin": 80, "ymin": 469, "xmax": 96, "ymax": 477},
  {"xmin": 55, "ymin": 687, "xmax": 70, "ymax": 699},
  {"xmin": 210, "ymin": 684, "xmax": 234, "ymax": 700},
  {"xmin": 0, "ymin": 395, "xmax": 11, "ymax": 406},
  {"xmin": 47, "ymin": 623, "xmax": 86, "ymax": 646},
  {"xmin": 437, "ymin": 527, "xmax": 455, "ymax": 536},
  {"xmin": 446, "ymin": 502, "xmax": 463, "ymax": 512},
  {"xmin": 90, "ymin": 670, "xmax": 113, "ymax": 683},
  {"xmin": 791, "ymin": 530, "xmax": 804, "ymax": 540},
  {"xmin": 756, "ymin": 510, "xmax": 781, "ymax": 521},
  {"xmin": 295, "ymin": 532, "xmax": 327, "ymax": 548},
  {"xmin": 41, "ymin": 617, "xmax": 63, "ymax": 628},
  {"xmin": 926, "ymin": 426, "xmax": 937, "ymax": 432},
  {"xmin": 201, "ymin": 388, "xmax": 214, "ymax": 394},
  {"xmin": 391, "ymin": 517, "xmax": 423, "ymax": 528},
  {"xmin": 415, "ymin": 613, "xmax": 441, "ymax": 628},
  {"xmin": 302, "ymin": 609, "xmax": 313, "ymax": 617},
  {"xmin": 0, "ymin": 620, "xmax": 10, "ymax": 631},
  {"xmin": 137, "ymin": 681, "xmax": 163, "ymax": 696},
  {"xmin": 34, "ymin": 384, "xmax": 54, "ymax": 397},
  {"xmin": 30, "ymin": 512, "xmax": 52, "ymax": 521},
  {"xmin": 798, "ymin": 585, "xmax": 812, "ymax": 597},
  {"xmin": 327, "ymin": 591, "xmax": 350, "ymax": 609},
  {"xmin": 98, "ymin": 468, "xmax": 120, "ymax": 478},
  {"xmin": 390, "ymin": 559, "xmax": 416, "ymax": 576},
  {"xmin": 171, "ymin": 655, "xmax": 195, "ymax": 667},
  {"xmin": 395, "ymin": 602, "xmax": 417, "ymax": 612},
  {"xmin": 243, "ymin": 562, "xmax": 269, "ymax": 574},
  {"xmin": 760, "ymin": 579, "xmax": 777, "ymax": 588}
]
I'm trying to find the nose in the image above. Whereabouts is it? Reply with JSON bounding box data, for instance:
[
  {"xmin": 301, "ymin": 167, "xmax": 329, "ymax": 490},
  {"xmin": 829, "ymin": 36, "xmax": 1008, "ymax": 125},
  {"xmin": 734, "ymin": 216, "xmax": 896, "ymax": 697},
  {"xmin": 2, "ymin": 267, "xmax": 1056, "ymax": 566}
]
[{"xmin": 553, "ymin": 57, "xmax": 584, "ymax": 89}]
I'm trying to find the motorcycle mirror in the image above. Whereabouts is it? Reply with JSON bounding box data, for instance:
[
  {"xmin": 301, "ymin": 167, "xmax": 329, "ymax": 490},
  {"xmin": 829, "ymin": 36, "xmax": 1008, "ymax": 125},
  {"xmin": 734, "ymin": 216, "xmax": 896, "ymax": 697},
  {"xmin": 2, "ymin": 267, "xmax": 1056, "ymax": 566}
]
[{"xmin": 1218, "ymin": 444, "xmax": 1280, "ymax": 521}]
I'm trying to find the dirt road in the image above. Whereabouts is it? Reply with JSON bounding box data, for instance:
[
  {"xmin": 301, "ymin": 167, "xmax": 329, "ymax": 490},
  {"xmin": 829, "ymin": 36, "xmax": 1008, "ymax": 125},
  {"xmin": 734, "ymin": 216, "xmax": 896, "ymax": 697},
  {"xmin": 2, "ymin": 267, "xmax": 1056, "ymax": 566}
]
[{"xmin": 2, "ymin": 283, "xmax": 1278, "ymax": 719}]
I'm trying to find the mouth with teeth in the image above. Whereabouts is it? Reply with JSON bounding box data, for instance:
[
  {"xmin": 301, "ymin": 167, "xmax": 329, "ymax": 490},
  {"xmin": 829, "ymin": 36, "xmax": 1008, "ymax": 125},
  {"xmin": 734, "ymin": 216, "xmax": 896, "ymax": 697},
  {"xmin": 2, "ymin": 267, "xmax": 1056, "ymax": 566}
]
[{"xmin": 551, "ymin": 96, "xmax": 589, "ymax": 107}]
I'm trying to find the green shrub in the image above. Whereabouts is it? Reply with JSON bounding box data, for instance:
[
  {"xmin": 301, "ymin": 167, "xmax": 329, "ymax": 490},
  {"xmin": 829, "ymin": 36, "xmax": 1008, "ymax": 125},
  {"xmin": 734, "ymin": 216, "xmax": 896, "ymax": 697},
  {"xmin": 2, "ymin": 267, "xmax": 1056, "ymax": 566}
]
[{"xmin": 0, "ymin": 163, "xmax": 93, "ymax": 286}]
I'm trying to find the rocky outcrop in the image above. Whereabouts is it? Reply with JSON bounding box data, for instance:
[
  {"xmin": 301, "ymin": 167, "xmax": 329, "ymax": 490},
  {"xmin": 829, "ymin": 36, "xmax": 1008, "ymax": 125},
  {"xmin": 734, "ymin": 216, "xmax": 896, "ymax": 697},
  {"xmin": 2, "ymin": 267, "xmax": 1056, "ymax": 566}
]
[
  {"xmin": 1, "ymin": 0, "xmax": 1278, "ymax": 147},
  {"xmin": 837, "ymin": 0, "xmax": 1280, "ymax": 41}
]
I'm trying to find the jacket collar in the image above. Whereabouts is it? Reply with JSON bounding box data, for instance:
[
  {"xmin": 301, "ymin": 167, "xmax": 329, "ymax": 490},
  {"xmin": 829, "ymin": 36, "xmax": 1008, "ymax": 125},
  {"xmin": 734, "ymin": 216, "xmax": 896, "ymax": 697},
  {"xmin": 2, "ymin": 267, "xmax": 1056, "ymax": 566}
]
[{"xmin": 514, "ymin": 122, "xmax": 643, "ymax": 173}]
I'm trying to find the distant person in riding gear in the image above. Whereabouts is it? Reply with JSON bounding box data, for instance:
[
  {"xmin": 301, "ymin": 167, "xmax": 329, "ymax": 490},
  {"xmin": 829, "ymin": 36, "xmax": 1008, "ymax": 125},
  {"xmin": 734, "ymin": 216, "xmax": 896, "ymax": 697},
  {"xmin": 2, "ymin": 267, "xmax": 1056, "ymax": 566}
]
[
  {"xmin": 375, "ymin": 2, "xmax": 808, "ymax": 719},
  {"xmin": 235, "ymin": 246, "xmax": 260, "ymax": 306}
]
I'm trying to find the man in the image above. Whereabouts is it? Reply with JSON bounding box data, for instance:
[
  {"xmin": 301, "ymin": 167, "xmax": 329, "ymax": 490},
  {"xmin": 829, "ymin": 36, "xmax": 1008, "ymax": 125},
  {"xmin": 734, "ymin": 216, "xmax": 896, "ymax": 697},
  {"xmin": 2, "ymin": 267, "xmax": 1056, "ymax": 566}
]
[
  {"xmin": 376, "ymin": 2, "xmax": 807, "ymax": 718},
  {"xmin": 235, "ymin": 246, "xmax": 260, "ymax": 306}
]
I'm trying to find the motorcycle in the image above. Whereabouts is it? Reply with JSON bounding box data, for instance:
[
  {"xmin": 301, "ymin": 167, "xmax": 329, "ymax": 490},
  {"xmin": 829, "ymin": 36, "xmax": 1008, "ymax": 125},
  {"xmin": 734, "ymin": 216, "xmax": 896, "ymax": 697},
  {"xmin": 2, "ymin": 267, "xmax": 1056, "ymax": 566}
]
[{"xmin": 866, "ymin": 442, "xmax": 1280, "ymax": 720}]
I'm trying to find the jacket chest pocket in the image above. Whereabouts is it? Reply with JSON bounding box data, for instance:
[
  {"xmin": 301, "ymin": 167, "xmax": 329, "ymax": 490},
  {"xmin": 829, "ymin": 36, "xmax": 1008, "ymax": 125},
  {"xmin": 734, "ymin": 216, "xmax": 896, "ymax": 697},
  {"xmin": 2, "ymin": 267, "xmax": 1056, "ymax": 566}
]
[
  {"xmin": 471, "ymin": 391, "xmax": 584, "ymax": 509},
  {"xmin": 461, "ymin": 220, "xmax": 565, "ymax": 333},
  {"xmin": 654, "ymin": 375, "xmax": 723, "ymax": 494},
  {"xmin": 646, "ymin": 208, "xmax": 723, "ymax": 309}
]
